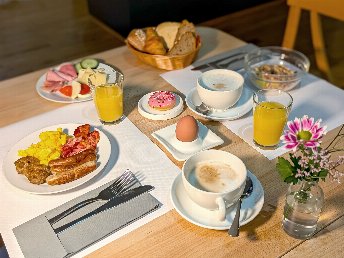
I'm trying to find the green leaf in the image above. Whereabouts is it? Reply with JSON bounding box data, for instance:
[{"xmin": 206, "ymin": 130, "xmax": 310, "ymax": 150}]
[
  {"xmin": 284, "ymin": 176, "xmax": 294, "ymax": 184},
  {"xmin": 318, "ymin": 169, "xmax": 328, "ymax": 179},
  {"xmin": 276, "ymin": 157, "xmax": 293, "ymax": 180}
]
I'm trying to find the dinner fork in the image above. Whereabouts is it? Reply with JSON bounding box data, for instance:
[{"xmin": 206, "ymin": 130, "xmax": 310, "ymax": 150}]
[{"xmin": 48, "ymin": 170, "xmax": 137, "ymax": 225}]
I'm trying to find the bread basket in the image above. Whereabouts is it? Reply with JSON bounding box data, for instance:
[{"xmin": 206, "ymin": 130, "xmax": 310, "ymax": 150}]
[{"xmin": 126, "ymin": 40, "xmax": 201, "ymax": 70}]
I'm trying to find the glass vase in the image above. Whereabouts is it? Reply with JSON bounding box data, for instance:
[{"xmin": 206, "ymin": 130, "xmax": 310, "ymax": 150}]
[{"xmin": 282, "ymin": 181, "xmax": 324, "ymax": 239}]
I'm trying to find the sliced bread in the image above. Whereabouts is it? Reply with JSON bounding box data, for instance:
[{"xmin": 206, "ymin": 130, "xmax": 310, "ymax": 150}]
[
  {"xmin": 174, "ymin": 20, "xmax": 196, "ymax": 43},
  {"xmin": 167, "ymin": 31, "xmax": 196, "ymax": 56},
  {"xmin": 156, "ymin": 21, "xmax": 181, "ymax": 50}
]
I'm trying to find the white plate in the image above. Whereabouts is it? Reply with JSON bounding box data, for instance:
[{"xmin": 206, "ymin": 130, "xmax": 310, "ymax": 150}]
[
  {"xmin": 152, "ymin": 120, "xmax": 224, "ymax": 161},
  {"xmin": 3, "ymin": 124, "xmax": 111, "ymax": 194},
  {"xmin": 185, "ymin": 86, "xmax": 253, "ymax": 121},
  {"xmin": 138, "ymin": 91, "xmax": 184, "ymax": 120},
  {"xmin": 170, "ymin": 170, "xmax": 264, "ymax": 230},
  {"xmin": 35, "ymin": 63, "xmax": 117, "ymax": 103}
]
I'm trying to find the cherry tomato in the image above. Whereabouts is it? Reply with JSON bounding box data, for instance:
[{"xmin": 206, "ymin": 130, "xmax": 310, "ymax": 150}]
[
  {"xmin": 59, "ymin": 85, "xmax": 72, "ymax": 97},
  {"xmin": 80, "ymin": 84, "xmax": 90, "ymax": 95}
]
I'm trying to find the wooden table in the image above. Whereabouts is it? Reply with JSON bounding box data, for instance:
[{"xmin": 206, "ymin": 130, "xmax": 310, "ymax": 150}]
[{"xmin": 1, "ymin": 27, "xmax": 343, "ymax": 258}]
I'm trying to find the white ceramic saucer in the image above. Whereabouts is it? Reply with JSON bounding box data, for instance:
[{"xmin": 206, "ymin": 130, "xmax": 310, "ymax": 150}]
[
  {"xmin": 185, "ymin": 86, "xmax": 253, "ymax": 121},
  {"xmin": 152, "ymin": 120, "xmax": 224, "ymax": 161},
  {"xmin": 170, "ymin": 170, "xmax": 264, "ymax": 230},
  {"xmin": 138, "ymin": 91, "xmax": 184, "ymax": 120}
]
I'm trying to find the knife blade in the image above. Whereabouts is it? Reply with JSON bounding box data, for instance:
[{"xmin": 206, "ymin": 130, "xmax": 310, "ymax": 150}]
[
  {"xmin": 191, "ymin": 52, "xmax": 244, "ymax": 71},
  {"xmin": 53, "ymin": 185, "xmax": 154, "ymax": 234}
]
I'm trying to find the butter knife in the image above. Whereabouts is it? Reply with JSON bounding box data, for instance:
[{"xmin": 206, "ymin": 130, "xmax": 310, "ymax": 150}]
[
  {"xmin": 53, "ymin": 185, "xmax": 154, "ymax": 234},
  {"xmin": 191, "ymin": 52, "xmax": 244, "ymax": 71}
]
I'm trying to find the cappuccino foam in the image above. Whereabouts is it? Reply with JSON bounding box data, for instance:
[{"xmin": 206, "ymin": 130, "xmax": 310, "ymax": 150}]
[
  {"xmin": 201, "ymin": 73, "xmax": 241, "ymax": 91},
  {"xmin": 188, "ymin": 161, "xmax": 240, "ymax": 193}
]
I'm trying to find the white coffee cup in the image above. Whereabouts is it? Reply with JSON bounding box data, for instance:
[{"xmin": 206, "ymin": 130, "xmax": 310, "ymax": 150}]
[
  {"xmin": 182, "ymin": 149, "xmax": 247, "ymax": 221},
  {"xmin": 196, "ymin": 69, "xmax": 244, "ymax": 110}
]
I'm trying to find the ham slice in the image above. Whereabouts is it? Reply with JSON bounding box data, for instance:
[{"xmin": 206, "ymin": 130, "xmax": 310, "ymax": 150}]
[
  {"xmin": 59, "ymin": 63, "xmax": 77, "ymax": 78},
  {"xmin": 43, "ymin": 63, "xmax": 78, "ymax": 94},
  {"xmin": 54, "ymin": 70, "xmax": 76, "ymax": 81},
  {"xmin": 42, "ymin": 81, "xmax": 63, "ymax": 92},
  {"xmin": 46, "ymin": 70, "xmax": 66, "ymax": 82}
]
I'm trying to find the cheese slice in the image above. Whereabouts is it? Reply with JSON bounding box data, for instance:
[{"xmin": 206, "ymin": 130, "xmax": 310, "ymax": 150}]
[{"xmin": 78, "ymin": 68, "xmax": 107, "ymax": 86}]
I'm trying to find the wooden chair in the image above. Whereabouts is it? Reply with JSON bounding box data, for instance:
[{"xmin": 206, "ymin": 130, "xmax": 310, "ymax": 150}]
[{"xmin": 282, "ymin": 0, "xmax": 344, "ymax": 82}]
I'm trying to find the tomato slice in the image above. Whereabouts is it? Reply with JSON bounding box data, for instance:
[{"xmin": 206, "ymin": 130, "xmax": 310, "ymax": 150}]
[
  {"xmin": 80, "ymin": 84, "xmax": 91, "ymax": 95},
  {"xmin": 59, "ymin": 85, "xmax": 72, "ymax": 97}
]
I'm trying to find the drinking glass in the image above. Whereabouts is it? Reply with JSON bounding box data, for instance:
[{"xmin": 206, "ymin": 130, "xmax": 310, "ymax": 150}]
[
  {"xmin": 253, "ymin": 89, "xmax": 293, "ymax": 148},
  {"xmin": 92, "ymin": 69, "xmax": 124, "ymax": 125}
]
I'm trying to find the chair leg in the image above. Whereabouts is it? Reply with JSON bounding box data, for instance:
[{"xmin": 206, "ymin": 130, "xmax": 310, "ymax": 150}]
[
  {"xmin": 282, "ymin": 5, "xmax": 301, "ymax": 48},
  {"xmin": 310, "ymin": 11, "xmax": 334, "ymax": 81}
]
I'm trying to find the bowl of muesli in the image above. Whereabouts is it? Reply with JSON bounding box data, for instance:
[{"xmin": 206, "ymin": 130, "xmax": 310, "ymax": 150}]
[{"xmin": 244, "ymin": 46, "xmax": 310, "ymax": 91}]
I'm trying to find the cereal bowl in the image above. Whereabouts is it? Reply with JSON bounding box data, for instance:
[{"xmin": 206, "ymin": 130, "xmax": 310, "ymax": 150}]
[{"xmin": 244, "ymin": 46, "xmax": 310, "ymax": 91}]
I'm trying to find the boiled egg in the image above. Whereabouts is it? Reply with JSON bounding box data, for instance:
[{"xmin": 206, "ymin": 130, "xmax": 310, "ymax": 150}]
[
  {"xmin": 71, "ymin": 81, "xmax": 81, "ymax": 99},
  {"xmin": 175, "ymin": 115, "xmax": 199, "ymax": 142}
]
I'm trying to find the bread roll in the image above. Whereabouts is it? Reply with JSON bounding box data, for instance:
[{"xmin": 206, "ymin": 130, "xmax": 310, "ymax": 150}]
[
  {"xmin": 168, "ymin": 31, "xmax": 196, "ymax": 56},
  {"xmin": 156, "ymin": 22, "xmax": 180, "ymax": 50},
  {"xmin": 127, "ymin": 29, "xmax": 146, "ymax": 52},
  {"xmin": 143, "ymin": 27, "xmax": 167, "ymax": 55}
]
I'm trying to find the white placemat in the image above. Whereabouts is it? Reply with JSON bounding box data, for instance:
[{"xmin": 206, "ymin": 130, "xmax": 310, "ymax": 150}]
[
  {"xmin": 0, "ymin": 102, "xmax": 180, "ymax": 258},
  {"xmin": 161, "ymin": 46, "xmax": 344, "ymax": 160}
]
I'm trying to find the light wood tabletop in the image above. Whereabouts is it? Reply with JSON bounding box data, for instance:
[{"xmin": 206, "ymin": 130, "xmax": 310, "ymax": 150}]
[{"xmin": 0, "ymin": 27, "xmax": 343, "ymax": 258}]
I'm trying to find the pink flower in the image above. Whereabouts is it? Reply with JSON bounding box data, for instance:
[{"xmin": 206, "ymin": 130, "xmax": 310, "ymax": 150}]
[{"xmin": 281, "ymin": 115, "xmax": 327, "ymax": 151}]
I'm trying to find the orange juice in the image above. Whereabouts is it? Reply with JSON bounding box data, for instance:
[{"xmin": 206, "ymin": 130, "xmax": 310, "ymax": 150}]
[
  {"xmin": 253, "ymin": 101, "xmax": 287, "ymax": 146},
  {"xmin": 94, "ymin": 83, "xmax": 123, "ymax": 123}
]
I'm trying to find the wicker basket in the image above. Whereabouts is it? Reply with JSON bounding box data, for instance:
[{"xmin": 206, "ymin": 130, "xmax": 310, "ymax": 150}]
[{"xmin": 126, "ymin": 40, "xmax": 201, "ymax": 70}]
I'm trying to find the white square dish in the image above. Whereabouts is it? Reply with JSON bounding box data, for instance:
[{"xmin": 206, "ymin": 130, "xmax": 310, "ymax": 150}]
[{"xmin": 152, "ymin": 120, "xmax": 224, "ymax": 161}]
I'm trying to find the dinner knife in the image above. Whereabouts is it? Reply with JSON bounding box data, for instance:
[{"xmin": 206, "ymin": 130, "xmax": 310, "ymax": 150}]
[
  {"xmin": 53, "ymin": 184, "xmax": 154, "ymax": 234},
  {"xmin": 191, "ymin": 52, "xmax": 244, "ymax": 71}
]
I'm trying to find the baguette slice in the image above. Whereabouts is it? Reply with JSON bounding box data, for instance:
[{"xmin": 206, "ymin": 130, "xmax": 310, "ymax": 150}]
[
  {"xmin": 168, "ymin": 31, "xmax": 196, "ymax": 56},
  {"xmin": 156, "ymin": 21, "xmax": 181, "ymax": 50}
]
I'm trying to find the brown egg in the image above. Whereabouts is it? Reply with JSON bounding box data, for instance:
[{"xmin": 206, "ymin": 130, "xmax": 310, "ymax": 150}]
[{"xmin": 175, "ymin": 115, "xmax": 199, "ymax": 142}]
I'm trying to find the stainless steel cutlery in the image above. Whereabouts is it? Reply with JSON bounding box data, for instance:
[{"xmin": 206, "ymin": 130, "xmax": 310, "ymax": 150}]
[
  {"xmin": 54, "ymin": 184, "xmax": 154, "ymax": 234},
  {"xmin": 48, "ymin": 170, "xmax": 137, "ymax": 225},
  {"xmin": 191, "ymin": 52, "xmax": 245, "ymax": 71}
]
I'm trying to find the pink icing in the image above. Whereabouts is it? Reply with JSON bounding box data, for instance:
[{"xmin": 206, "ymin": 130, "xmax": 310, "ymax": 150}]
[{"xmin": 148, "ymin": 91, "xmax": 176, "ymax": 109}]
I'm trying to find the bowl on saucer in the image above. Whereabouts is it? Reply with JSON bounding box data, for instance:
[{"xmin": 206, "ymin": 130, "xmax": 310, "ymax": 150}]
[{"xmin": 186, "ymin": 87, "xmax": 253, "ymax": 121}]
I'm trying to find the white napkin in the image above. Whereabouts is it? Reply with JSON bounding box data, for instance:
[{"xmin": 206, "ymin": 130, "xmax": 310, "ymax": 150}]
[{"xmin": 161, "ymin": 46, "xmax": 344, "ymax": 160}]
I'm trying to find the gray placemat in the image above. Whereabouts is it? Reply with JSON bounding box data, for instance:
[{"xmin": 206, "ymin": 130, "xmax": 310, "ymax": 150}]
[{"xmin": 13, "ymin": 174, "xmax": 161, "ymax": 258}]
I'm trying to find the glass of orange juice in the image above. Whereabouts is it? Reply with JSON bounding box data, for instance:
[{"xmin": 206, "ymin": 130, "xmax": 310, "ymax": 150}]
[
  {"xmin": 92, "ymin": 70, "xmax": 124, "ymax": 125},
  {"xmin": 253, "ymin": 89, "xmax": 293, "ymax": 148}
]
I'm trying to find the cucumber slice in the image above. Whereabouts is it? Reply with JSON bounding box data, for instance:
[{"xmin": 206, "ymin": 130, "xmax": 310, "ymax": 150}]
[
  {"xmin": 74, "ymin": 62, "xmax": 83, "ymax": 73},
  {"xmin": 80, "ymin": 58, "xmax": 99, "ymax": 69}
]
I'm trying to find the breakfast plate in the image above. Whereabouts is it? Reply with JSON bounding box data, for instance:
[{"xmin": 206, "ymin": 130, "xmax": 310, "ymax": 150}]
[
  {"xmin": 185, "ymin": 86, "xmax": 253, "ymax": 121},
  {"xmin": 138, "ymin": 91, "xmax": 184, "ymax": 120},
  {"xmin": 170, "ymin": 170, "xmax": 264, "ymax": 230},
  {"xmin": 35, "ymin": 63, "xmax": 117, "ymax": 104},
  {"xmin": 2, "ymin": 124, "xmax": 111, "ymax": 194},
  {"xmin": 152, "ymin": 120, "xmax": 224, "ymax": 161}
]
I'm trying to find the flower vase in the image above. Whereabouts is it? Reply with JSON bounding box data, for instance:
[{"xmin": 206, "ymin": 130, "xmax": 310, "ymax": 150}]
[{"xmin": 282, "ymin": 181, "xmax": 324, "ymax": 239}]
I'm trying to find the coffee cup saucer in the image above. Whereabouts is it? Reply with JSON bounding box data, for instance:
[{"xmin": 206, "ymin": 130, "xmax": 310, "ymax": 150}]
[
  {"xmin": 152, "ymin": 120, "xmax": 224, "ymax": 161},
  {"xmin": 170, "ymin": 170, "xmax": 264, "ymax": 230},
  {"xmin": 185, "ymin": 86, "xmax": 253, "ymax": 121}
]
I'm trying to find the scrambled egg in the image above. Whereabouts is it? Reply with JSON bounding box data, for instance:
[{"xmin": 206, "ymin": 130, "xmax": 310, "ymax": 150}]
[{"xmin": 18, "ymin": 128, "xmax": 69, "ymax": 165}]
